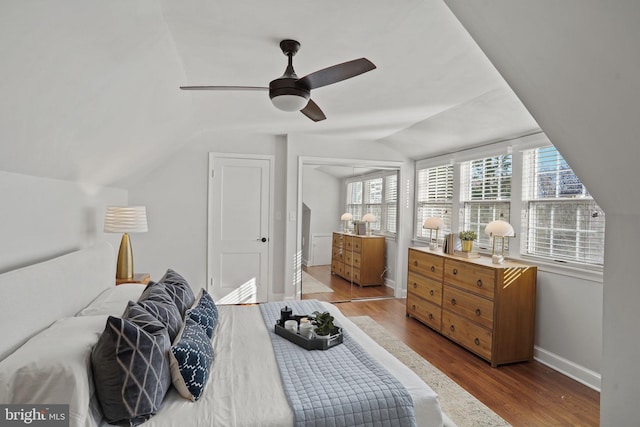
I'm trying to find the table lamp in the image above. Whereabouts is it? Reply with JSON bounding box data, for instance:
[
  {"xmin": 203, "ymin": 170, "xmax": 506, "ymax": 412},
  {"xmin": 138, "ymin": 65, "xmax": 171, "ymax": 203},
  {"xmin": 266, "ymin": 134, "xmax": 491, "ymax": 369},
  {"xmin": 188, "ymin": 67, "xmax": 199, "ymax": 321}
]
[
  {"xmin": 423, "ymin": 217, "xmax": 446, "ymax": 250},
  {"xmin": 340, "ymin": 212, "xmax": 353, "ymax": 233},
  {"xmin": 104, "ymin": 206, "xmax": 148, "ymax": 281},
  {"xmin": 485, "ymin": 220, "xmax": 515, "ymax": 264},
  {"xmin": 362, "ymin": 213, "xmax": 377, "ymax": 236}
]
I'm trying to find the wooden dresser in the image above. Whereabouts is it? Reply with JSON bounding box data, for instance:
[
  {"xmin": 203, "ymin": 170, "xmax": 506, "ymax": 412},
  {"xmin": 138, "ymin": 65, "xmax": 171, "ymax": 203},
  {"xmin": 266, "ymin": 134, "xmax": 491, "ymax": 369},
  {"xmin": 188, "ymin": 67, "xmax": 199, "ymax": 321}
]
[
  {"xmin": 407, "ymin": 247, "xmax": 537, "ymax": 366},
  {"xmin": 331, "ymin": 232, "xmax": 385, "ymax": 286}
]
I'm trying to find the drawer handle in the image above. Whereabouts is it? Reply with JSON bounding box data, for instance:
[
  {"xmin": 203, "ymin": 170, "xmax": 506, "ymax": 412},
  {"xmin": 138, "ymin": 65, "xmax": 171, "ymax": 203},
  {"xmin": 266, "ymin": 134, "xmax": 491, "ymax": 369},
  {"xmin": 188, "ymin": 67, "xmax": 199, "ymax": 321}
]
[
  {"xmin": 477, "ymin": 279, "xmax": 483, "ymax": 287},
  {"xmin": 450, "ymin": 298, "xmax": 457, "ymax": 305},
  {"xmin": 428, "ymin": 313, "xmax": 433, "ymax": 320},
  {"xmin": 413, "ymin": 282, "xmax": 417, "ymax": 288},
  {"xmin": 450, "ymin": 325, "xmax": 455, "ymax": 332},
  {"xmin": 430, "ymin": 266, "xmax": 435, "ymax": 272},
  {"xmin": 475, "ymin": 308, "xmax": 481, "ymax": 316},
  {"xmin": 474, "ymin": 338, "xmax": 480, "ymax": 346},
  {"xmin": 413, "ymin": 260, "xmax": 418, "ymax": 267},
  {"xmin": 453, "ymin": 268, "xmax": 458, "ymax": 275},
  {"xmin": 429, "ymin": 289, "xmax": 434, "ymax": 296},
  {"xmin": 412, "ymin": 305, "xmax": 416, "ymax": 310}
]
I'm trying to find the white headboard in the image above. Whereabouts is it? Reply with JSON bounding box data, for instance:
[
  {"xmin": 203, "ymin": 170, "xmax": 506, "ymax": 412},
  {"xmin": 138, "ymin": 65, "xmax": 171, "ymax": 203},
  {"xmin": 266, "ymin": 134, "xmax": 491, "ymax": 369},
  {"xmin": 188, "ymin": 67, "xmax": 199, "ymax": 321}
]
[{"xmin": 0, "ymin": 242, "xmax": 115, "ymax": 360}]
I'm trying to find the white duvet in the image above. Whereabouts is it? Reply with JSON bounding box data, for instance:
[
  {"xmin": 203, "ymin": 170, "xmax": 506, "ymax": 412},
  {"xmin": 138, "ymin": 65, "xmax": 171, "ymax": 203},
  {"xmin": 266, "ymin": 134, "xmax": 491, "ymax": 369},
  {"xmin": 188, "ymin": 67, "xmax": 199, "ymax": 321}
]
[{"xmin": 115, "ymin": 302, "xmax": 443, "ymax": 427}]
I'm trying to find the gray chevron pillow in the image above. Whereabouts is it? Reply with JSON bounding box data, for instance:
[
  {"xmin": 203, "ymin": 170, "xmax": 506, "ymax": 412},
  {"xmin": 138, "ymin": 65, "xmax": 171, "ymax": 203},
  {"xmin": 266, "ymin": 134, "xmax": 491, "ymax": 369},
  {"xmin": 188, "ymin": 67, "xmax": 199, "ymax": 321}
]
[
  {"xmin": 122, "ymin": 300, "xmax": 182, "ymax": 342},
  {"xmin": 159, "ymin": 269, "xmax": 196, "ymax": 316},
  {"xmin": 91, "ymin": 314, "xmax": 171, "ymax": 426}
]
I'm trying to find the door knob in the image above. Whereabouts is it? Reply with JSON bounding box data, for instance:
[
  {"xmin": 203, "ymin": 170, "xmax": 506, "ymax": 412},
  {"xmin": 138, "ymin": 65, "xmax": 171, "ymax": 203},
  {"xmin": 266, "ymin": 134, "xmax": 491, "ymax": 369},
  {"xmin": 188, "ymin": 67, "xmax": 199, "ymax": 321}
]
[{"xmin": 258, "ymin": 237, "xmax": 268, "ymax": 242}]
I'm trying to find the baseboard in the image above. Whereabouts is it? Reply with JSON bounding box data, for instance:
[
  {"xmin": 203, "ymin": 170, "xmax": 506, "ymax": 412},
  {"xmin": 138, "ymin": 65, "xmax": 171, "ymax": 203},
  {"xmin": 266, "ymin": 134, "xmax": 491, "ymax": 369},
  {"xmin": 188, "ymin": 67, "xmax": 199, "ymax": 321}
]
[{"xmin": 534, "ymin": 346, "xmax": 601, "ymax": 391}]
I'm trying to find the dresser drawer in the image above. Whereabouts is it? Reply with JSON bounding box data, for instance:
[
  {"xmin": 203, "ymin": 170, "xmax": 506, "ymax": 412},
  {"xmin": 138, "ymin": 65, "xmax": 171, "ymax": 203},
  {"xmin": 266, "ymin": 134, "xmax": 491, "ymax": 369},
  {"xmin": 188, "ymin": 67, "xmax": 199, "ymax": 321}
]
[
  {"xmin": 352, "ymin": 252, "xmax": 361, "ymax": 268},
  {"xmin": 344, "ymin": 236, "xmax": 355, "ymax": 251},
  {"xmin": 344, "ymin": 251, "xmax": 353, "ymax": 266},
  {"xmin": 408, "ymin": 250, "xmax": 443, "ymax": 281},
  {"xmin": 332, "ymin": 246, "xmax": 343, "ymax": 261},
  {"xmin": 331, "ymin": 260, "xmax": 344, "ymax": 276},
  {"xmin": 443, "ymin": 286, "xmax": 494, "ymax": 329},
  {"xmin": 408, "ymin": 272, "xmax": 442, "ymax": 305},
  {"xmin": 407, "ymin": 296, "xmax": 442, "ymax": 330},
  {"xmin": 444, "ymin": 258, "xmax": 495, "ymax": 299},
  {"xmin": 333, "ymin": 233, "xmax": 344, "ymax": 247},
  {"xmin": 442, "ymin": 311, "xmax": 492, "ymax": 361}
]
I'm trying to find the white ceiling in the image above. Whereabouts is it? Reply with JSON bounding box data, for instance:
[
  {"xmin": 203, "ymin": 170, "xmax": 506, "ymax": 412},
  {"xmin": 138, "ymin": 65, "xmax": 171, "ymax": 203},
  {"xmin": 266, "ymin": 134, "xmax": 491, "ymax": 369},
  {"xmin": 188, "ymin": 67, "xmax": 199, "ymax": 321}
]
[{"xmin": 0, "ymin": 0, "xmax": 539, "ymax": 187}]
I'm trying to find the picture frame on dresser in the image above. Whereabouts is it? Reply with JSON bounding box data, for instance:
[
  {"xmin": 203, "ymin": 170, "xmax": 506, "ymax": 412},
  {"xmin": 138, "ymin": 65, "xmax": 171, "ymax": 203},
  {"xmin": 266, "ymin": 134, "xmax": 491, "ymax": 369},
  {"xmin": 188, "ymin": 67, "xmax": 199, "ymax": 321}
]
[{"xmin": 406, "ymin": 247, "xmax": 537, "ymax": 367}]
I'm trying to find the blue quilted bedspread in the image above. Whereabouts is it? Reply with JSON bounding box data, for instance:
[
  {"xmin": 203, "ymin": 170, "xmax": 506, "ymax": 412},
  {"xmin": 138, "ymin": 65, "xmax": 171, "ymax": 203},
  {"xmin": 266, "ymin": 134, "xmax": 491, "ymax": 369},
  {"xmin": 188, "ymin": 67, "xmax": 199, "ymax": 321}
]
[{"xmin": 260, "ymin": 300, "xmax": 416, "ymax": 427}]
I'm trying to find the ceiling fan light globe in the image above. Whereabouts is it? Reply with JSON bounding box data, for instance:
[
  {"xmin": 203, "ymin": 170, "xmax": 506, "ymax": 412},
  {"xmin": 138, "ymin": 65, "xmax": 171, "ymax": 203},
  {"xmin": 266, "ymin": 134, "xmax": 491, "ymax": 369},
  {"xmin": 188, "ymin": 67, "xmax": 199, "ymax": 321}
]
[{"xmin": 271, "ymin": 94, "xmax": 309, "ymax": 112}]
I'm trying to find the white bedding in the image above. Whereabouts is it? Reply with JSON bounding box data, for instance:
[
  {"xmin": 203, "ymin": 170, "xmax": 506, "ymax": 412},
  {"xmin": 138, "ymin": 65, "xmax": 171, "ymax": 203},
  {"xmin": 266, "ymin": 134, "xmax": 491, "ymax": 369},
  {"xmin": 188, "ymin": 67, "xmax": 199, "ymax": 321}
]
[{"xmin": 113, "ymin": 302, "xmax": 443, "ymax": 427}]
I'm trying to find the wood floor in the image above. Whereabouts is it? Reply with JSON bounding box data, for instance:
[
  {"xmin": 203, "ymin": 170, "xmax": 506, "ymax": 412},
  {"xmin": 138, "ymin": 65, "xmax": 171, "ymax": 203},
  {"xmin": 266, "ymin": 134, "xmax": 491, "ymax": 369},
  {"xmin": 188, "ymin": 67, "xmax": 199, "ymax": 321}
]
[
  {"xmin": 302, "ymin": 265, "xmax": 395, "ymax": 302},
  {"xmin": 303, "ymin": 266, "xmax": 600, "ymax": 426}
]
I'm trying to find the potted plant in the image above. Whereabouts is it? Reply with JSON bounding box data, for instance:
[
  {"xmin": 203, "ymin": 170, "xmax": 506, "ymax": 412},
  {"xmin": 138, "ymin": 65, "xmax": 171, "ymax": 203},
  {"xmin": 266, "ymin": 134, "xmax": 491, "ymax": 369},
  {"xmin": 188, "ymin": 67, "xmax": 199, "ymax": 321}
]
[
  {"xmin": 458, "ymin": 230, "xmax": 477, "ymax": 252},
  {"xmin": 312, "ymin": 311, "xmax": 336, "ymax": 339}
]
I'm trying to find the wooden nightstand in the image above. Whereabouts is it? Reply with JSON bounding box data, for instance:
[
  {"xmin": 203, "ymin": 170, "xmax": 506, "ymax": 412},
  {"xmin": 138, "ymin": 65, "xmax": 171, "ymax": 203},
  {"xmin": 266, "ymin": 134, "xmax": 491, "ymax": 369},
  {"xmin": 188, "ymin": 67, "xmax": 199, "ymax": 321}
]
[{"xmin": 116, "ymin": 273, "xmax": 151, "ymax": 286}]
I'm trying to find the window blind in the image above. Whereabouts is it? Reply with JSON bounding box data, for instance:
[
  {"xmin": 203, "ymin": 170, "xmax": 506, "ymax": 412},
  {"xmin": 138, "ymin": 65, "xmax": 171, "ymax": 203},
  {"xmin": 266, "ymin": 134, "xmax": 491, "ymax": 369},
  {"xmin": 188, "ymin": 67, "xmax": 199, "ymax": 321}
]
[
  {"xmin": 345, "ymin": 172, "xmax": 397, "ymax": 235},
  {"xmin": 522, "ymin": 146, "xmax": 605, "ymax": 266},
  {"xmin": 415, "ymin": 164, "xmax": 453, "ymax": 239}
]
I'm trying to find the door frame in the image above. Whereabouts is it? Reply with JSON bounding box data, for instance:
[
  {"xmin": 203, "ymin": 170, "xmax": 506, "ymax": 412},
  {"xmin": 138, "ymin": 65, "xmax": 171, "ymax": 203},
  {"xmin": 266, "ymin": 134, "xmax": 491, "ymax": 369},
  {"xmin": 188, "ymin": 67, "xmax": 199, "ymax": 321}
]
[
  {"xmin": 207, "ymin": 152, "xmax": 275, "ymax": 301},
  {"xmin": 296, "ymin": 156, "xmax": 404, "ymax": 299}
]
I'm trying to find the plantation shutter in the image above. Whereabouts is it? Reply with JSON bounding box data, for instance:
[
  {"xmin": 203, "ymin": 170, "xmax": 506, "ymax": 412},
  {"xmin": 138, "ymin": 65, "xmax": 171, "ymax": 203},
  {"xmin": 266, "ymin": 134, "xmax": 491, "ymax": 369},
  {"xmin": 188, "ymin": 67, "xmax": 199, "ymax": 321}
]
[
  {"xmin": 460, "ymin": 155, "xmax": 512, "ymax": 250},
  {"xmin": 415, "ymin": 164, "xmax": 453, "ymax": 239},
  {"xmin": 385, "ymin": 173, "xmax": 398, "ymax": 233}
]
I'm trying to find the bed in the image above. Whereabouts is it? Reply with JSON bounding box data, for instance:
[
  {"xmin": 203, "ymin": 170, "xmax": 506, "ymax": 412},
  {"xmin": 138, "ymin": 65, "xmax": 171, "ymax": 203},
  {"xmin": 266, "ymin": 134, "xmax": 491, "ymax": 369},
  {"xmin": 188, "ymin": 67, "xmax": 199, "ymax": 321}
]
[{"xmin": 0, "ymin": 242, "xmax": 444, "ymax": 427}]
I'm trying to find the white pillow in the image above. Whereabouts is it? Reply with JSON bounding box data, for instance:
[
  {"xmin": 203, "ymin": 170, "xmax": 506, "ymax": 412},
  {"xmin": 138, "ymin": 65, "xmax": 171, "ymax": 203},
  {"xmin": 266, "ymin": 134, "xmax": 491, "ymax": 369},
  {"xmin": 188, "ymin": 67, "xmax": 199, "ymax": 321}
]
[
  {"xmin": 0, "ymin": 316, "xmax": 108, "ymax": 427},
  {"xmin": 76, "ymin": 284, "xmax": 145, "ymax": 316}
]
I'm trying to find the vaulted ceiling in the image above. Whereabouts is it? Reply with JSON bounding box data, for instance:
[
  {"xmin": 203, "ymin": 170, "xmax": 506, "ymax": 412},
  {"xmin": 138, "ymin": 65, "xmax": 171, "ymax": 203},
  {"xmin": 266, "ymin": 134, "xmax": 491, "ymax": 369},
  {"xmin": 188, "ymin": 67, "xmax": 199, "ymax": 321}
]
[{"xmin": 0, "ymin": 0, "xmax": 539, "ymax": 187}]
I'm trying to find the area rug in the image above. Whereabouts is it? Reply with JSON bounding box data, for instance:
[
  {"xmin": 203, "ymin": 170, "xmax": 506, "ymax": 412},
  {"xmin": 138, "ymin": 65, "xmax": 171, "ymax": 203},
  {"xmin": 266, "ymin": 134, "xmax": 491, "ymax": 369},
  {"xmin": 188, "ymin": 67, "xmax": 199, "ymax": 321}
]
[
  {"xmin": 301, "ymin": 270, "xmax": 334, "ymax": 294},
  {"xmin": 349, "ymin": 316, "xmax": 511, "ymax": 427}
]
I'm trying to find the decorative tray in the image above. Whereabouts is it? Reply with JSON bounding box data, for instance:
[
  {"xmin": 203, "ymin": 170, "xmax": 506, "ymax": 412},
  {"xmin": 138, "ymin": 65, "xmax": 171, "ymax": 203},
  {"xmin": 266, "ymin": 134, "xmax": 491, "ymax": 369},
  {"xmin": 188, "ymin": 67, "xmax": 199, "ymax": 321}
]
[{"xmin": 274, "ymin": 319, "xmax": 343, "ymax": 351}]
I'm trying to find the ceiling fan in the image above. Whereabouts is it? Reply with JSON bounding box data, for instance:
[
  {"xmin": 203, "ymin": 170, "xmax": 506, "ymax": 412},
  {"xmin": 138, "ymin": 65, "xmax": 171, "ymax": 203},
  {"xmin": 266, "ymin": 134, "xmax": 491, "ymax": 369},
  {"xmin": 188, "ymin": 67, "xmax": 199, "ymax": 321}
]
[{"xmin": 179, "ymin": 39, "xmax": 376, "ymax": 122}]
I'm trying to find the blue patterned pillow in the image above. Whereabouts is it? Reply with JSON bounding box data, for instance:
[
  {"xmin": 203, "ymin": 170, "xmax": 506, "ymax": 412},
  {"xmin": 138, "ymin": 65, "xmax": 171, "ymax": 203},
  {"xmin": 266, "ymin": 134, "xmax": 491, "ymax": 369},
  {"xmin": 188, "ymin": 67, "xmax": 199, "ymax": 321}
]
[
  {"xmin": 92, "ymin": 315, "xmax": 171, "ymax": 426},
  {"xmin": 187, "ymin": 289, "xmax": 218, "ymax": 339},
  {"xmin": 159, "ymin": 269, "xmax": 196, "ymax": 316},
  {"xmin": 169, "ymin": 317, "xmax": 214, "ymax": 401}
]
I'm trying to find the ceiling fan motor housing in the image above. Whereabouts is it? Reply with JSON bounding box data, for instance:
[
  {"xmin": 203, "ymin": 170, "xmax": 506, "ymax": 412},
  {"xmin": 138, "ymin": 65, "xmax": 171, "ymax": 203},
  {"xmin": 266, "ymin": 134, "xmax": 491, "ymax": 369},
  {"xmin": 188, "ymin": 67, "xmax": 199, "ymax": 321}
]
[{"xmin": 269, "ymin": 78, "xmax": 310, "ymax": 101}]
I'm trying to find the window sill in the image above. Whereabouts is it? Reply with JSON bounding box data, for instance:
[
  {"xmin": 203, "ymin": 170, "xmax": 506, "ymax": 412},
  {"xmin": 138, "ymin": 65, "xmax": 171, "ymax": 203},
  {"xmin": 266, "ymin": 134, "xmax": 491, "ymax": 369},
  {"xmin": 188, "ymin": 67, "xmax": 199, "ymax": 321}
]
[{"xmin": 508, "ymin": 255, "xmax": 603, "ymax": 283}]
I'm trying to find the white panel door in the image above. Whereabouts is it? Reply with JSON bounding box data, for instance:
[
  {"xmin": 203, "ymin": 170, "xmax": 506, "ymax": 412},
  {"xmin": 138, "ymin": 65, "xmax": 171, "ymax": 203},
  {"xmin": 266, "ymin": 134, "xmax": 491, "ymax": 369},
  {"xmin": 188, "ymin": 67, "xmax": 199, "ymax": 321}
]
[{"xmin": 209, "ymin": 154, "xmax": 272, "ymax": 303}]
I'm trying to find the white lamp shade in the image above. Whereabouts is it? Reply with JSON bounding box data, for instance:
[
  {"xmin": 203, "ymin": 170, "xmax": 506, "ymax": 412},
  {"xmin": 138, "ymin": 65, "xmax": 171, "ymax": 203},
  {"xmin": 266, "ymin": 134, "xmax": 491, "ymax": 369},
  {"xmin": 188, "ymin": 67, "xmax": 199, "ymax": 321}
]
[
  {"xmin": 423, "ymin": 217, "xmax": 445, "ymax": 230},
  {"xmin": 271, "ymin": 94, "xmax": 309, "ymax": 112},
  {"xmin": 484, "ymin": 220, "xmax": 514, "ymax": 237},
  {"xmin": 362, "ymin": 213, "xmax": 377, "ymax": 223},
  {"xmin": 104, "ymin": 206, "xmax": 148, "ymax": 233},
  {"xmin": 340, "ymin": 212, "xmax": 353, "ymax": 221}
]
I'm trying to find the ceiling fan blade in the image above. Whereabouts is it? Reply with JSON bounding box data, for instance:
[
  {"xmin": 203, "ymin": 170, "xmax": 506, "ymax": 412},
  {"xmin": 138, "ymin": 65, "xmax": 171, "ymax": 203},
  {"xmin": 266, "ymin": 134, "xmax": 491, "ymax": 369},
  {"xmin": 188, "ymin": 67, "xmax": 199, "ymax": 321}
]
[
  {"xmin": 300, "ymin": 99, "xmax": 326, "ymax": 122},
  {"xmin": 298, "ymin": 58, "xmax": 376, "ymax": 90},
  {"xmin": 179, "ymin": 86, "xmax": 268, "ymax": 91}
]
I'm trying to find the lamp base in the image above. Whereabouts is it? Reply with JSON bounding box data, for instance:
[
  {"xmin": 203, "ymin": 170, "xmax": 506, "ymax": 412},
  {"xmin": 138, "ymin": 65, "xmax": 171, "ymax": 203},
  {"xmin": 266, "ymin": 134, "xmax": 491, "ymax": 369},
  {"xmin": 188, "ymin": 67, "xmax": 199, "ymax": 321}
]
[
  {"xmin": 116, "ymin": 233, "xmax": 134, "ymax": 281},
  {"xmin": 492, "ymin": 254, "xmax": 505, "ymax": 264},
  {"xmin": 429, "ymin": 242, "xmax": 438, "ymax": 250}
]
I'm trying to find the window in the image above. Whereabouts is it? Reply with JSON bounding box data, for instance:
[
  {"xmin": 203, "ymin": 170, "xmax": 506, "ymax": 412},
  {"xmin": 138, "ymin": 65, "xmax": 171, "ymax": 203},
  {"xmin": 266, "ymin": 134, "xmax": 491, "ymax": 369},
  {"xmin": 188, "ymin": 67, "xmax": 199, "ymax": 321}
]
[
  {"xmin": 345, "ymin": 171, "xmax": 398, "ymax": 235},
  {"xmin": 415, "ymin": 164, "xmax": 453, "ymax": 240},
  {"xmin": 460, "ymin": 154, "xmax": 512, "ymax": 251},
  {"xmin": 522, "ymin": 146, "xmax": 605, "ymax": 266}
]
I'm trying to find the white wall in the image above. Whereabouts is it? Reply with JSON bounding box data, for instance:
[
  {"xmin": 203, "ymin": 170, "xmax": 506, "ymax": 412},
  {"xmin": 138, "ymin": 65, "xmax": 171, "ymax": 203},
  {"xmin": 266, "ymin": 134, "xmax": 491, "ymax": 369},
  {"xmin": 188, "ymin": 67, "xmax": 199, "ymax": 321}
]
[
  {"xmin": 0, "ymin": 171, "xmax": 126, "ymax": 273},
  {"xmin": 127, "ymin": 132, "xmax": 288, "ymax": 297},
  {"xmin": 302, "ymin": 166, "xmax": 341, "ymax": 265}
]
